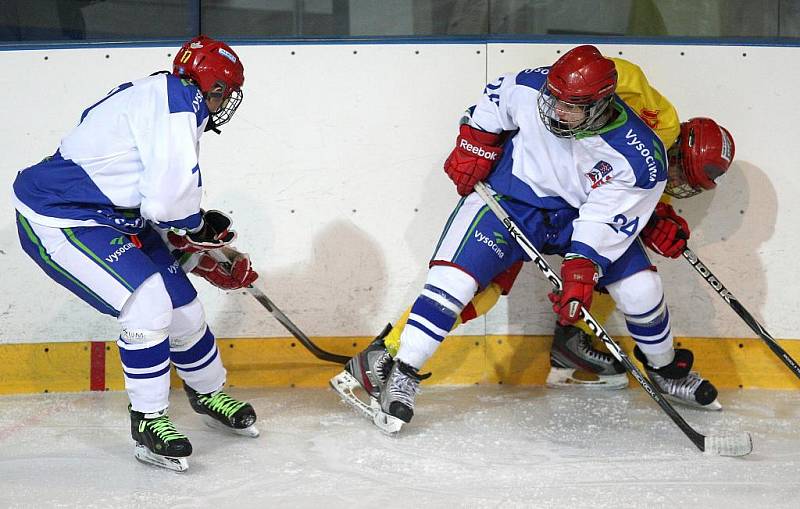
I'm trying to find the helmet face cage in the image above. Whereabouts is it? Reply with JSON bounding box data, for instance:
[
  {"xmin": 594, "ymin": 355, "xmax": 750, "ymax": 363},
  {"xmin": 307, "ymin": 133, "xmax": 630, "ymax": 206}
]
[
  {"xmin": 537, "ymin": 81, "xmax": 613, "ymax": 138},
  {"xmin": 209, "ymin": 87, "xmax": 243, "ymax": 129},
  {"xmin": 664, "ymin": 146, "xmax": 702, "ymax": 199}
]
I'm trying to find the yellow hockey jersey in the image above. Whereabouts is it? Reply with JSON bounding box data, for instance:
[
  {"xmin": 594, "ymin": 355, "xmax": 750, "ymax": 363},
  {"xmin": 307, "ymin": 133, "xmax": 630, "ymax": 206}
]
[{"xmin": 611, "ymin": 57, "xmax": 680, "ymax": 150}]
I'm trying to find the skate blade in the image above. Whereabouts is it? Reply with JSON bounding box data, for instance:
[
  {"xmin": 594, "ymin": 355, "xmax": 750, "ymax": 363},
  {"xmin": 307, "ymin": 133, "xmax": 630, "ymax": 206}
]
[
  {"xmin": 134, "ymin": 444, "xmax": 188, "ymax": 472},
  {"xmin": 704, "ymin": 432, "xmax": 753, "ymax": 457},
  {"xmin": 546, "ymin": 368, "xmax": 628, "ymax": 390},
  {"xmin": 664, "ymin": 394, "xmax": 723, "ymax": 412},
  {"xmin": 330, "ymin": 371, "xmax": 404, "ymax": 435},
  {"xmin": 201, "ymin": 414, "xmax": 260, "ymax": 438},
  {"xmin": 370, "ymin": 400, "xmax": 404, "ymax": 435}
]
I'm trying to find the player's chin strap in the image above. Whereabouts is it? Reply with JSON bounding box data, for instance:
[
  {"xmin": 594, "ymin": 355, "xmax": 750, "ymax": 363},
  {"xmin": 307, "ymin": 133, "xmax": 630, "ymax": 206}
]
[
  {"xmin": 681, "ymin": 246, "xmax": 800, "ymax": 380},
  {"xmin": 473, "ymin": 181, "xmax": 752, "ymax": 457},
  {"xmin": 209, "ymin": 250, "xmax": 351, "ymax": 365}
]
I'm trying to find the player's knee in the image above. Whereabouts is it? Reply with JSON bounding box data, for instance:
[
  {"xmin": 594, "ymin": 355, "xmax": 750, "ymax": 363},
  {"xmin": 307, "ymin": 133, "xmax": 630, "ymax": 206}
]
[
  {"xmin": 606, "ymin": 269, "xmax": 664, "ymax": 315},
  {"xmin": 169, "ymin": 297, "xmax": 208, "ymax": 349},
  {"xmin": 118, "ymin": 273, "xmax": 172, "ymax": 344},
  {"xmin": 427, "ymin": 264, "xmax": 479, "ymax": 310}
]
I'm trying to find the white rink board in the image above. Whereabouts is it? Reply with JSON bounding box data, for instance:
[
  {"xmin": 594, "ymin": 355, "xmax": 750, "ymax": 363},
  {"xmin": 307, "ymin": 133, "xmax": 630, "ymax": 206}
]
[{"xmin": 0, "ymin": 42, "xmax": 796, "ymax": 343}]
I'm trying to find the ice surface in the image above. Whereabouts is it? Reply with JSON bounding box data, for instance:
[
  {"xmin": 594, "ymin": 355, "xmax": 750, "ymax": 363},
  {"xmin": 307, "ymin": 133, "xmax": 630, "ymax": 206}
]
[{"xmin": 0, "ymin": 387, "xmax": 798, "ymax": 508}]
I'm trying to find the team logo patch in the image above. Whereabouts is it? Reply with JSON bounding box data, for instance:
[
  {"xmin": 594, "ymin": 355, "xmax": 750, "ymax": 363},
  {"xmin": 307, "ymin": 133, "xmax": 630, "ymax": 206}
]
[
  {"xmin": 585, "ymin": 160, "xmax": 614, "ymax": 189},
  {"xmin": 640, "ymin": 109, "xmax": 659, "ymax": 129}
]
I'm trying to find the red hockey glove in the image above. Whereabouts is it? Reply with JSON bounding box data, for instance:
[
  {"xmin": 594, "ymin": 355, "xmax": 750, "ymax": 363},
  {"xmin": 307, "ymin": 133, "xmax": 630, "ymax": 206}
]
[
  {"xmin": 191, "ymin": 249, "xmax": 258, "ymax": 290},
  {"xmin": 167, "ymin": 210, "xmax": 236, "ymax": 253},
  {"xmin": 444, "ymin": 124, "xmax": 503, "ymax": 196},
  {"xmin": 548, "ymin": 257, "xmax": 599, "ymax": 326},
  {"xmin": 641, "ymin": 202, "xmax": 690, "ymax": 259}
]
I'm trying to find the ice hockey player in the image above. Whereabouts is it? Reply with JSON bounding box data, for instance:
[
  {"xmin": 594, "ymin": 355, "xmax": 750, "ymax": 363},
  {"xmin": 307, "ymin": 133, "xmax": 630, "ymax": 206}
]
[
  {"xmin": 13, "ymin": 36, "xmax": 259, "ymax": 471},
  {"xmin": 335, "ymin": 55, "xmax": 686, "ymax": 402},
  {"xmin": 332, "ymin": 45, "xmax": 732, "ymax": 432}
]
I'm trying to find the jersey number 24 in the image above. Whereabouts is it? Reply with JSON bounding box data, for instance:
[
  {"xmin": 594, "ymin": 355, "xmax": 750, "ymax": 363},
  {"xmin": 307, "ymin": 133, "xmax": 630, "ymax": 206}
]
[{"xmin": 610, "ymin": 214, "xmax": 640, "ymax": 237}]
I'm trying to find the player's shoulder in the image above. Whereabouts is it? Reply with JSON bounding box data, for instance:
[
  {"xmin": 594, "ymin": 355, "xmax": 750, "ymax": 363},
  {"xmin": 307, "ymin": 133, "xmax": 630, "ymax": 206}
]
[
  {"xmin": 513, "ymin": 66, "xmax": 550, "ymax": 91},
  {"xmin": 597, "ymin": 100, "xmax": 667, "ymax": 189},
  {"xmin": 157, "ymin": 73, "xmax": 206, "ymax": 117},
  {"xmin": 609, "ymin": 57, "xmax": 645, "ymax": 79}
]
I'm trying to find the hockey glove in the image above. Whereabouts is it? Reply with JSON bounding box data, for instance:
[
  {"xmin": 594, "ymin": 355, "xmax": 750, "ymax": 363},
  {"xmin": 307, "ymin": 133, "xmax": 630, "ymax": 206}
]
[
  {"xmin": 192, "ymin": 249, "xmax": 258, "ymax": 290},
  {"xmin": 444, "ymin": 124, "xmax": 503, "ymax": 196},
  {"xmin": 167, "ymin": 210, "xmax": 236, "ymax": 253},
  {"xmin": 641, "ymin": 202, "xmax": 690, "ymax": 259},
  {"xmin": 548, "ymin": 257, "xmax": 599, "ymax": 326}
]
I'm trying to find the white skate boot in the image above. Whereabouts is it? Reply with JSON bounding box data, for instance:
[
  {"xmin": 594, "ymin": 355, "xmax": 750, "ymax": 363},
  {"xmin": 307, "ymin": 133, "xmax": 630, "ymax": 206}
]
[{"xmin": 634, "ymin": 346, "xmax": 722, "ymax": 411}]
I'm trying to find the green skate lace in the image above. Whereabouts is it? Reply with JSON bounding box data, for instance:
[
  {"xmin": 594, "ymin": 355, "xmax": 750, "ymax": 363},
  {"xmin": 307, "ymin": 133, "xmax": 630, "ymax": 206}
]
[
  {"xmin": 147, "ymin": 416, "xmax": 187, "ymax": 443},
  {"xmin": 198, "ymin": 391, "xmax": 247, "ymax": 418}
]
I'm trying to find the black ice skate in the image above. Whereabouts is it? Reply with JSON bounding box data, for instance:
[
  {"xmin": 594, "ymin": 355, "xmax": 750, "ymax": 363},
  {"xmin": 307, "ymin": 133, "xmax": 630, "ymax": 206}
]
[
  {"xmin": 380, "ymin": 360, "xmax": 422, "ymax": 424},
  {"xmin": 546, "ymin": 324, "xmax": 628, "ymax": 389},
  {"xmin": 329, "ymin": 324, "xmax": 404, "ymax": 434},
  {"xmin": 634, "ymin": 346, "xmax": 722, "ymax": 411},
  {"xmin": 130, "ymin": 407, "xmax": 192, "ymax": 472},
  {"xmin": 183, "ymin": 382, "xmax": 260, "ymax": 437}
]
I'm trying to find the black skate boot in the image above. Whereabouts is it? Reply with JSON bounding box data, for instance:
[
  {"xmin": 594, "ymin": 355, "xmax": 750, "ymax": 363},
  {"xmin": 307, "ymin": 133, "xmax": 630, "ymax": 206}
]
[
  {"xmin": 547, "ymin": 324, "xmax": 628, "ymax": 389},
  {"xmin": 380, "ymin": 360, "xmax": 422, "ymax": 424},
  {"xmin": 634, "ymin": 346, "xmax": 721, "ymax": 411},
  {"xmin": 183, "ymin": 382, "xmax": 260, "ymax": 437},
  {"xmin": 130, "ymin": 406, "xmax": 192, "ymax": 472},
  {"xmin": 330, "ymin": 324, "xmax": 404, "ymax": 433}
]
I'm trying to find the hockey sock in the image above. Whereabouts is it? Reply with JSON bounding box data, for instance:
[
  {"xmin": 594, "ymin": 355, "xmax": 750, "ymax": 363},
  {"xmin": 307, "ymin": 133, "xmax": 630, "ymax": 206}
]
[
  {"xmin": 171, "ymin": 326, "xmax": 226, "ymax": 394},
  {"xmin": 118, "ymin": 333, "xmax": 171, "ymax": 413},
  {"xmin": 624, "ymin": 296, "xmax": 675, "ymax": 368},
  {"xmin": 385, "ymin": 282, "xmax": 501, "ymax": 357},
  {"xmin": 396, "ymin": 266, "xmax": 476, "ymax": 369}
]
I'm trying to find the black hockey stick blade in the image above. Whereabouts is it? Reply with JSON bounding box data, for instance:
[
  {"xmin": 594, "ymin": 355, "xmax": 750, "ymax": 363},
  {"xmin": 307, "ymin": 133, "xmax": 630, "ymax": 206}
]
[
  {"xmin": 245, "ymin": 285, "xmax": 351, "ymax": 365},
  {"xmin": 208, "ymin": 250, "xmax": 351, "ymax": 364},
  {"xmin": 682, "ymin": 248, "xmax": 800, "ymax": 380}
]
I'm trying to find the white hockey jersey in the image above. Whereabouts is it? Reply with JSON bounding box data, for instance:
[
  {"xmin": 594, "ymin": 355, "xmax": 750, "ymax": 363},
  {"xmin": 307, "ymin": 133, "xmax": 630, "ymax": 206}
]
[
  {"xmin": 473, "ymin": 67, "xmax": 667, "ymax": 272},
  {"xmin": 13, "ymin": 73, "xmax": 209, "ymax": 234}
]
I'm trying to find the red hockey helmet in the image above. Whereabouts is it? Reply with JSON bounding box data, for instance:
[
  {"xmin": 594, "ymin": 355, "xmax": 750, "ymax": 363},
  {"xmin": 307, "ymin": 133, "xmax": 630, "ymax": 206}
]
[
  {"xmin": 666, "ymin": 117, "xmax": 735, "ymax": 198},
  {"xmin": 173, "ymin": 35, "xmax": 245, "ymax": 129},
  {"xmin": 538, "ymin": 45, "xmax": 618, "ymax": 137}
]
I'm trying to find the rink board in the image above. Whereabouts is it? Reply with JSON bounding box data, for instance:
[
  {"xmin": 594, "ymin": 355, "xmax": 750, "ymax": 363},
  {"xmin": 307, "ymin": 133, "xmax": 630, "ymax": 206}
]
[
  {"xmin": 1, "ymin": 43, "xmax": 798, "ymax": 345},
  {"xmin": 1, "ymin": 335, "xmax": 799, "ymax": 395}
]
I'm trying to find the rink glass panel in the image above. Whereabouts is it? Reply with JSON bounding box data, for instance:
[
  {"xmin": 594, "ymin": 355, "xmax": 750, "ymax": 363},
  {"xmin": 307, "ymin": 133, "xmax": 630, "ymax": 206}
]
[{"xmin": 2, "ymin": 1, "xmax": 800, "ymax": 43}]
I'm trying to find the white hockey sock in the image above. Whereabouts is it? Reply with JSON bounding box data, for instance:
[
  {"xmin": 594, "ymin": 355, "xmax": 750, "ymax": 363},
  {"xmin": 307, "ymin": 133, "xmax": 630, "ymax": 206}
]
[
  {"xmin": 118, "ymin": 334, "xmax": 171, "ymax": 413},
  {"xmin": 171, "ymin": 326, "xmax": 226, "ymax": 394},
  {"xmin": 169, "ymin": 298, "xmax": 225, "ymax": 394},
  {"xmin": 396, "ymin": 265, "xmax": 477, "ymax": 369},
  {"xmin": 607, "ymin": 270, "xmax": 675, "ymax": 369}
]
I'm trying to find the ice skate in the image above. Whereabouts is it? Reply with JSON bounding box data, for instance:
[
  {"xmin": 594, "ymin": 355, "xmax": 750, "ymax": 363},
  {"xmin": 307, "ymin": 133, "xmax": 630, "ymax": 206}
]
[
  {"xmin": 546, "ymin": 324, "xmax": 628, "ymax": 389},
  {"xmin": 183, "ymin": 383, "xmax": 260, "ymax": 437},
  {"xmin": 634, "ymin": 346, "xmax": 722, "ymax": 411},
  {"xmin": 130, "ymin": 407, "xmax": 192, "ymax": 472},
  {"xmin": 330, "ymin": 324, "xmax": 403, "ymax": 434},
  {"xmin": 380, "ymin": 360, "xmax": 422, "ymax": 424}
]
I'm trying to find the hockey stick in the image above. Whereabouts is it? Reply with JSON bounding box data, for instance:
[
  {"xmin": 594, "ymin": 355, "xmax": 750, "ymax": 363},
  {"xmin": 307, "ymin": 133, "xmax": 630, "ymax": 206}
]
[
  {"xmin": 474, "ymin": 181, "xmax": 752, "ymax": 456},
  {"xmin": 210, "ymin": 250, "xmax": 351, "ymax": 365},
  {"xmin": 681, "ymin": 246, "xmax": 800, "ymax": 380}
]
